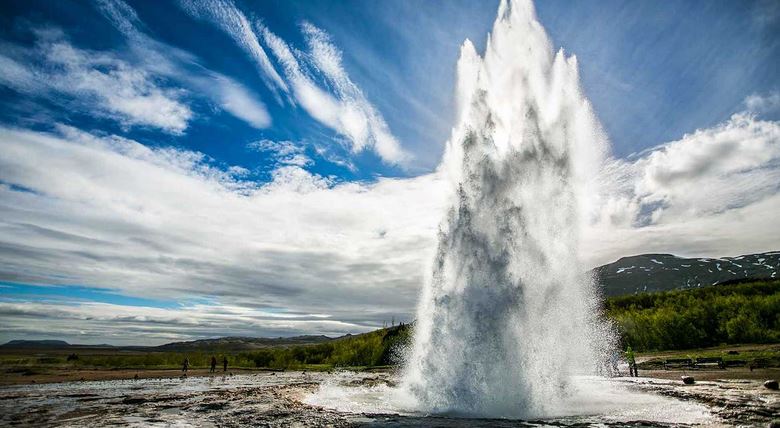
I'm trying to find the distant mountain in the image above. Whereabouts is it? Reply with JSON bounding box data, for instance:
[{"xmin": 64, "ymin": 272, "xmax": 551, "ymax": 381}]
[
  {"xmin": 154, "ymin": 335, "xmax": 333, "ymax": 351},
  {"xmin": 594, "ymin": 251, "xmax": 779, "ymax": 296},
  {"xmin": 1, "ymin": 339, "xmax": 70, "ymax": 348},
  {"xmin": 1, "ymin": 335, "xmax": 336, "ymax": 351}
]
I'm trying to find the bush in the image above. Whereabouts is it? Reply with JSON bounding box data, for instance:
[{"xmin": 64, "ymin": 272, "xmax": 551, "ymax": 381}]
[
  {"xmin": 606, "ymin": 280, "xmax": 780, "ymax": 351},
  {"xmin": 245, "ymin": 324, "xmax": 412, "ymax": 369}
]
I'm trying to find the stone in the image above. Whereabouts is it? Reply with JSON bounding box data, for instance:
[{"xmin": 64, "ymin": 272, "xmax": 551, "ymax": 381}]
[
  {"xmin": 764, "ymin": 380, "xmax": 779, "ymax": 390},
  {"xmin": 681, "ymin": 376, "xmax": 695, "ymax": 385},
  {"xmin": 122, "ymin": 396, "xmax": 147, "ymax": 404}
]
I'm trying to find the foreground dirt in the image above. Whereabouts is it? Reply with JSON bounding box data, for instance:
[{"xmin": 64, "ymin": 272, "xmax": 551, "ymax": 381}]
[
  {"xmin": 0, "ymin": 371, "xmax": 353, "ymax": 427},
  {"xmin": 637, "ymin": 367, "xmax": 780, "ymax": 381},
  {"xmin": 1, "ymin": 371, "xmax": 778, "ymax": 427},
  {"xmin": 3, "ymin": 365, "xmax": 779, "ymax": 387}
]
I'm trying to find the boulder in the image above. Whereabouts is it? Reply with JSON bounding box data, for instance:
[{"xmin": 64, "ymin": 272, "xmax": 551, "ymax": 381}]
[
  {"xmin": 681, "ymin": 376, "xmax": 695, "ymax": 385},
  {"xmin": 122, "ymin": 396, "xmax": 147, "ymax": 405},
  {"xmin": 764, "ymin": 380, "xmax": 779, "ymax": 390}
]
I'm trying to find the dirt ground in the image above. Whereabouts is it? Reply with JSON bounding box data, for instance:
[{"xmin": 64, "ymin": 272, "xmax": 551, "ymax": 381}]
[
  {"xmin": 3, "ymin": 365, "xmax": 779, "ymax": 388},
  {"xmin": 1, "ymin": 370, "xmax": 777, "ymax": 427},
  {"xmin": 638, "ymin": 367, "xmax": 780, "ymax": 381}
]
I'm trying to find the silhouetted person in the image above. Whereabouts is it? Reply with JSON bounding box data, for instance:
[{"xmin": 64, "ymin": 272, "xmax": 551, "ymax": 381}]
[
  {"xmin": 182, "ymin": 357, "xmax": 190, "ymax": 373},
  {"xmin": 210, "ymin": 356, "xmax": 217, "ymax": 373},
  {"xmin": 223, "ymin": 356, "xmax": 228, "ymax": 372}
]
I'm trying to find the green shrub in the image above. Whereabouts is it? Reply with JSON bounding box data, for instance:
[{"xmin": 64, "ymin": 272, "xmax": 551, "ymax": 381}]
[{"xmin": 606, "ymin": 280, "xmax": 780, "ymax": 351}]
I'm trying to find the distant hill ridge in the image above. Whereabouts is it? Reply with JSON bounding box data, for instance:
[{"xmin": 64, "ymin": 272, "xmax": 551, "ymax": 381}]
[
  {"xmin": 1, "ymin": 335, "xmax": 335, "ymax": 351},
  {"xmin": 594, "ymin": 251, "xmax": 779, "ymax": 296},
  {"xmin": 154, "ymin": 335, "xmax": 333, "ymax": 351},
  {"xmin": 1, "ymin": 339, "xmax": 70, "ymax": 348}
]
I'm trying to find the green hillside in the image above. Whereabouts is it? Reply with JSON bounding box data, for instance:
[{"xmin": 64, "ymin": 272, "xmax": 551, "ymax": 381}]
[{"xmin": 606, "ymin": 279, "xmax": 780, "ymax": 351}]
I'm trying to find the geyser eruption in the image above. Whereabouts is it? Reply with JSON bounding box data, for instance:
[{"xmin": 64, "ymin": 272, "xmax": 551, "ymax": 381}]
[{"xmin": 401, "ymin": 0, "xmax": 613, "ymax": 418}]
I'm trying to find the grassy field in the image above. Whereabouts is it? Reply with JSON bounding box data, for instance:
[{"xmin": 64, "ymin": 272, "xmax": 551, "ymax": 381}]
[
  {"xmin": 0, "ymin": 324, "xmax": 412, "ymax": 376},
  {"xmin": 636, "ymin": 343, "xmax": 780, "ymax": 369}
]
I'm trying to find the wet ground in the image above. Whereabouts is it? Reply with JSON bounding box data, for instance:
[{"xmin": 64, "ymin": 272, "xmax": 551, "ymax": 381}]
[{"xmin": 0, "ymin": 371, "xmax": 777, "ymax": 427}]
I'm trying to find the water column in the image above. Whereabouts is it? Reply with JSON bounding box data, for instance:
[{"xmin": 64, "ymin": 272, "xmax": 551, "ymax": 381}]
[{"xmin": 401, "ymin": 0, "xmax": 614, "ymax": 418}]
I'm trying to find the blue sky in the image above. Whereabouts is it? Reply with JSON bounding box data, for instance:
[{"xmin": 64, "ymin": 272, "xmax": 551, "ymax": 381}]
[
  {"xmin": 3, "ymin": 0, "xmax": 776, "ymax": 174},
  {"xmin": 0, "ymin": 0, "xmax": 778, "ymax": 344}
]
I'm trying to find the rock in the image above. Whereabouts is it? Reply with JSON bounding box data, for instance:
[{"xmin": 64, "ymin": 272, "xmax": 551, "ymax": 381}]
[
  {"xmin": 768, "ymin": 421, "xmax": 780, "ymax": 428},
  {"xmin": 681, "ymin": 376, "xmax": 695, "ymax": 385},
  {"xmin": 122, "ymin": 396, "xmax": 147, "ymax": 404},
  {"xmin": 764, "ymin": 380, "xmax": 779, "ymax": 390}
]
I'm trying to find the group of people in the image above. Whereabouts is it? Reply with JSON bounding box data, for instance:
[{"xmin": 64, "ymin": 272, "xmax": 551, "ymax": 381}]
[{"xmin": 180, "ymin": 356, "xmax": 229, "ymax": 373}]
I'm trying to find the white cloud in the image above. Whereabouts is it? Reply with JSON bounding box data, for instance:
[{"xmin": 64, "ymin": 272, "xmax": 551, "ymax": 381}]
[
  {"xmin": 210, "ymin": 75, "xmax": 271, "ymax": 128},
  {"xmin": 587, "ymin": 112, "xmax": 780, "ymax": 265},
  {"xmin": 248, "ymin": 139, "xmax": 313, "ymax": 167},
  {"xmin": 744, "ymin": 91, "xmax": 780, "ymax": 115},
  {"xmin": 0, "ymin": 300, "xmax": 364, "ymax": 346},
  {"xmin": 97, "ymin": 0, "xmax": 271, "ymax": 129},
  {"xmin": 173, "ymin": 0, "xmax": 408, "ymax": 165},
  {"xmin": 0, "ymin": 32, "xmax": 193, "ymax": 134},
  {"xmin": 1, "ymin": 109, "xmax": 779, "ymax": 342},
  {"xmin": 0, "ymin": 54, "xmax": 38, "ymax": 91},
  {"xmin": 0, "ymin": 1, "xmax": 275, "ymax": 133},
  {"xmin": 260, "ymin": 24, "xmax": 410, "ymax": 165},
  {"xmin": 599, "ymin": 113, "xmax": 780, "ymax": 224},
  {"xmin": 301, "ymin": 23, "xmax": 408, "ymax": 164},
  {"xmin": 0, "ymin": 125, "xmax": 445, "ymax": 343},
  {"xmin": 177, "ymin": 0, "xmax": 289, "ymax": 97}
]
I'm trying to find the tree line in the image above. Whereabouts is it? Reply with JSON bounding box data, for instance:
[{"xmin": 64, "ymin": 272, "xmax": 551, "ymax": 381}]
[{"xmin": 605, "ymin": 279, "xmax": 780, "ymax": 351}]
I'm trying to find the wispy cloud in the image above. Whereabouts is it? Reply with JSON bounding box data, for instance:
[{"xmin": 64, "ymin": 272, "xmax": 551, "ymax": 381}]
[
  {"xmin": 175, "ymin": 0, "xmax": 409, "ymax": 166},
  {"xmin": 248, "ymin": 139, "xmax": 312, "ymax": 167},
  {"xmin": 208, "ymin": 74, "xmax": 271, "ymax": 128},
  {"xmin": 0, "ymin": 0, "xmax": 274, "ymax": 133},
  {"xmin": 0, "ymin": 30, "xmax": 192, "ymax": 134},
  {"xmin": 260, "ymin": 24, "xmax": 409, "ymax": 165},
  {"xmin": 301, "ymin": 23, "xmax": 408, "ymax": 164},
  {"xmin": 744, "ymin": 91, "xmax": 780, "ymax": 116},
  {"xmin": 96, "ymin": 0, "xmax": 271, "ymax": 129},
  {"xmin": 177, "ymin": 0, "xmax": 289, "ymax": 98}
]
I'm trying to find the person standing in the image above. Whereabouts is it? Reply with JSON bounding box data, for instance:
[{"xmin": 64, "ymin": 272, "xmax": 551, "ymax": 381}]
[
  {"xmin": 223, "ymin": 356, "xmax": 228, "ymax": 372},
  {"xmin": 625, "ymin": 345, "xmax": 637, "ymax": 377},
  {"xmin": 182, "ymin": 357, "xmax": 189, "ymax": 373},
  {"xmin": 210, "ymin": 356, "xmax": 217, "ymax": 373}
]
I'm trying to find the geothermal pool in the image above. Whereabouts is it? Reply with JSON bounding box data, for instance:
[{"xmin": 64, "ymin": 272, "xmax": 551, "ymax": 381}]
[{"xmin": 1, "ymin": 371, "xmax": 777, "ymax": 426}]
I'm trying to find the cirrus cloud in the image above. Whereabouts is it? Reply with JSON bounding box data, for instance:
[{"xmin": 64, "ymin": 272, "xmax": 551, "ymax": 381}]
[{"xmin": 0, "ymin": 30, "xmax": 193, "ymax": 134}]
